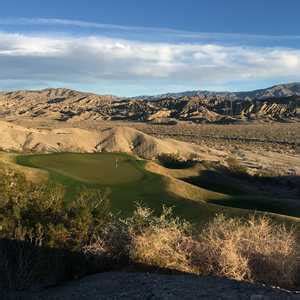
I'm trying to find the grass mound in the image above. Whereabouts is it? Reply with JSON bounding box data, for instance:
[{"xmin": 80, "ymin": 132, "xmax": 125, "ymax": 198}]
[{"xmin": 153, "ymin": 158, "xmax": 300, "ymax": 219}]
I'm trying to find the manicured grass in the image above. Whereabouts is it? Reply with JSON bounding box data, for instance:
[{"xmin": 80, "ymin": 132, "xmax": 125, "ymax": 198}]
[
  {"xmin": 210, "ymin": 196, "xmax": 300, "ymax": 218},
  {"xmin": 17, "ymin": 153, "xmax": 143, "ymax": 185},
  {"xmin": 182, "ymin": 169, "xmax": 300, "ymax": 218},
  {"xmin": 16, "ymin": 153, "xmax": 218, "ymax": 223},
  {"xmin": 16, "ymin": 153, "xmax": 300, "ymax": 227}
]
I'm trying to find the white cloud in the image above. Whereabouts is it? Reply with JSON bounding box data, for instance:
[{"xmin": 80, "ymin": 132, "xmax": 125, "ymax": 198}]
[
  {"xmin": 0, "ymin": 33, "xmax": 68, "ymax": 56},
  {"xmin": 0, "ymin": 31, "xmax": 300, "ymax": 93}
]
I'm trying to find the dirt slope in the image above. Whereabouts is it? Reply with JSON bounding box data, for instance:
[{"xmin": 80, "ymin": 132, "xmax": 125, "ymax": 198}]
[{"xmin": 0, "ymin": 121, "xmax": 226, "ymax": 161}]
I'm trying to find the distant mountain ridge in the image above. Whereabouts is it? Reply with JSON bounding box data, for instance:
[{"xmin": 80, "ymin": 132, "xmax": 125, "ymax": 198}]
[
  {"xmin": 0, "ymin": 83, "xmax": 299, "ymax": 123},
  {"xmin": 133, "ymin": 82, "xmax": 300, "ymax": 101}
]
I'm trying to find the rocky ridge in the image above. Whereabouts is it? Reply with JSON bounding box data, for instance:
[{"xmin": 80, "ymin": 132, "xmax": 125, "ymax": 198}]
[{"xmin": 0, "ymin": 84, "xmax": 299, "ymax": 123}]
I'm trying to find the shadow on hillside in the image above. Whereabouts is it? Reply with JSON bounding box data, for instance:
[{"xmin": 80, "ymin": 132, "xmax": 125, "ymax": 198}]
[
  {"xmin": 0, "ymin": 238, "xmax": 189, "ymax": 292},
  {"xmin": 182, "ymin": 167, "xmax": 300, "ymax": 218}
]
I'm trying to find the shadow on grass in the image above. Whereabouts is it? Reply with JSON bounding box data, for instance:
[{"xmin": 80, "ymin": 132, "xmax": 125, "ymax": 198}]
[{"xmin": 182, "ymin": 167, "xmax": 300, "ymax": 218}]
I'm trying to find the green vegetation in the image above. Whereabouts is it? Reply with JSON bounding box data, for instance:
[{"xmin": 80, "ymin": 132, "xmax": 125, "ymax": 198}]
[
  {"xmin": 17, "ymin": 153, "xmax": 143, "ymax": 185},
  {"xmin": 16, "ymin": 153, "xmax": 222, "ymax": 223},
  {"xmin": 0, "ymin": 160, "xmax": 299, "ymax": 290},
  {"xmin": 0, "ymin": 168, "xmax": 118, "ymax": 289},
  {"xmin": 157, "ymin": 153, "xmax": 196, "ymax": 169},
  {"xmin": 226, "ymin": 156, "xmax": 248, "ymax": 176},
  {"xmin": 16, "ymin": 153, "xmax": 300, "ymax": 223},
  {"xmin": 182, "ymin": 165, "xmax": 300, "ymax": 219}
]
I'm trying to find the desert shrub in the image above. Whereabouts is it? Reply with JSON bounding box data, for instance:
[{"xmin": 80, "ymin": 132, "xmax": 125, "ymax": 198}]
[
  {"xmin": 0, "ymin": 167, "xmax": 116, "ymax": 289},
  {"xmin": 149, "ymin": 118, "xmax": 178, "ymax": 125},
  {"xmin": 158, "ymin": 153, "xmax": 195, "ymax": 169},
  {"xmin": 128, "ymin": 206, "xmax": 197, "ymax": 273},
  {"xmin": 0, "ymin": 167, "xmax": 298, "ymax": 290},
  {"xmin": 0, "ymin": 239, "xmax": 69, "ymax": 290},
  {"xmin": 83, "ymin": 216, "xmax": 131, "ymax": 265},
  {"xmin": 194, "ymin": 214, "xmax": 299, "ymax": 288},
  {"xmin": 0, "ymin": 167, "xmax": 112, "ymax": 250},
  {"xmin": 0, "ymin": 238, "xmax": 112, "ymax": 291},
  {"xmin": 226, "ymin": 157, "xmax": 248, "ymax": 176},
  {"xmin": 83, "ymin": 205, "xmax": 197, "ymax": 273}
]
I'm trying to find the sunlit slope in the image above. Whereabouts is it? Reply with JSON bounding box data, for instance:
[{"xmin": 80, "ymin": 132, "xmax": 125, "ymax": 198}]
[{"xmin": 0, "ymin": 120, "xmax": 225, "ymax": 161}]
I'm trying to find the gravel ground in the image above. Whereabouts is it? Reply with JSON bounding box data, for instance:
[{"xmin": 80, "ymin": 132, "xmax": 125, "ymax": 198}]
[{"xmin": 2, "ymin": 272, "xmax": 299, "ymax": 300}]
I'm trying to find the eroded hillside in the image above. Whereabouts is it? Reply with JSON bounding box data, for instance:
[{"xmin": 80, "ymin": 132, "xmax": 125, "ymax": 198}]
[{"xmin": 1, "ymin": 84, "xmax": 299, "ymax": 123}]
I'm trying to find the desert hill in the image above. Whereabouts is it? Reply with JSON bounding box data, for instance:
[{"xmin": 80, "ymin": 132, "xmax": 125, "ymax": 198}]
[
  {"xmin": 0, "ymin": 88, "xmax": 117, "ymax": 121},
  {"xmin": 0, "ymin": 83, "xmax": 299, "ymax": 123},
  {"xmin": 1, "ymin": 120, "xmax": 299, "ymax": 180},
  {"xmin": 0, "ymin": 121, "xmax": 225, "ymax": 161}
]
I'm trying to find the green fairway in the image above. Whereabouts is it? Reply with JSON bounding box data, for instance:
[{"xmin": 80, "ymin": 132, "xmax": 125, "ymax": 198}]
[
  {"xmin": 183, "ymin": 169, "xmax": 300, "ymax": 218},
  {"xmin": 17, "ymin": 153, "xmax": 143, "ymax": 185},
  {"xmin": 16, "ymin": 153, "xmax": 214, "ymax": 222},
  {"xmin": 16, "ymin": 153, "xmax": 300, "ymax": 227}
]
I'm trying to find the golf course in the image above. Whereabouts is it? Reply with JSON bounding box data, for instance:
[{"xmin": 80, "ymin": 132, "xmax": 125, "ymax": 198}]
[
  {"xmin": 14, "ymin": 152, "xmax": 300, "ymax": 226},
  {"xmin": 15, "ymin": 153, "xmax": 216, "ymax": 221}
]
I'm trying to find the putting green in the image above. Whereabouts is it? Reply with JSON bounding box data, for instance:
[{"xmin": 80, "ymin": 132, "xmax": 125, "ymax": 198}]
[{"xmin": 17, "ymin": 153, "xmax": 144, "ymax": 185}]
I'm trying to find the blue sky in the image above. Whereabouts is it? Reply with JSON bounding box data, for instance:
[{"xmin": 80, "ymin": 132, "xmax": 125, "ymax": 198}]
[{"xmin": 1, "ymin": 0, "xmax": 300, "ymax": 96}]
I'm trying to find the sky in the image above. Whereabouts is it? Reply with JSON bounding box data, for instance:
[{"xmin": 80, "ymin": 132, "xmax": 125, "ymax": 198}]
[{"xmin": 1, "ymin": 0, "xmax": 300, "ymax": 96}]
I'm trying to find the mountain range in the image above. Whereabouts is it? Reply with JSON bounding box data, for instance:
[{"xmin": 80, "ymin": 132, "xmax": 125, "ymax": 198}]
[
  {"xmin": 134, "ymin": 82, "xmax": 300, "ymax": 101},
  {"xmin": 0, "ymin": 83, "xmax": 299, "ymax": 124}
]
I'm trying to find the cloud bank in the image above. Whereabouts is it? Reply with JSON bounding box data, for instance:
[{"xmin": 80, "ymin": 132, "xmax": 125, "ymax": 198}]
[{"xmin": 1, "ymin": 18, "xmax": 300, "ymax": 95}]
